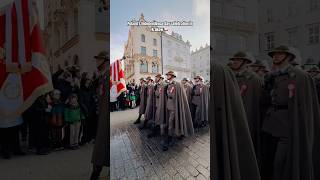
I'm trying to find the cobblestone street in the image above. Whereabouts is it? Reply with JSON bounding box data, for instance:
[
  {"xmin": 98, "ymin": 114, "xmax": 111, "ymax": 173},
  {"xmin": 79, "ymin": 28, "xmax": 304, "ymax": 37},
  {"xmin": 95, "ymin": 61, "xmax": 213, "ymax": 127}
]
[
  {"xmin": 110, "ymin": 108, "xmax": 210, "ymax": 180},
  {"xmin": 0, "ymin": 144, "xmax": 108, "ymax": 180}
]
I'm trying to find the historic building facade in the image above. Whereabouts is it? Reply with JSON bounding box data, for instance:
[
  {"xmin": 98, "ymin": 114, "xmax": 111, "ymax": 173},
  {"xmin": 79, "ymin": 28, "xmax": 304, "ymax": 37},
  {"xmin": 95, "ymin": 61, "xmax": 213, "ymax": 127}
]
[
  {"xmin": 258, "ymin": 0, "xmax": 320, "ymax": 66},
  {"xmin": 162, "ymin": 31, "xmax": 192, "ymax": 81},
  {"xmin": 43, "ymin": 0, "xmax": 108, "ymax": 75},
  {"xmin": 212, "ymin": 0, "xmax": 259, "ymax": 64},
  {"xmin": 124, "ymin": 14, "xmax": 161, "ymax": 83},
  {"xmin": 191, "ymin": 44, "xmax": 210, "ymax": 83}
]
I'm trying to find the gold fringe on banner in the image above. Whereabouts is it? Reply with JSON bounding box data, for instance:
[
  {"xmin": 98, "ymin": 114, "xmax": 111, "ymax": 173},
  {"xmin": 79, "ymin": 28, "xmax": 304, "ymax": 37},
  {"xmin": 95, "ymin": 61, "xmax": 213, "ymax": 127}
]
[
  {"xmin": 6, "ymin": 63, "xmax": 20, "ymax": 73},
  {"xmin": 20, "ymin": 62, "xmax": 33, "ymax": 73},
  {"xmin": 0, "ymin": 48, "xmax": 4, "ymax": 59}
]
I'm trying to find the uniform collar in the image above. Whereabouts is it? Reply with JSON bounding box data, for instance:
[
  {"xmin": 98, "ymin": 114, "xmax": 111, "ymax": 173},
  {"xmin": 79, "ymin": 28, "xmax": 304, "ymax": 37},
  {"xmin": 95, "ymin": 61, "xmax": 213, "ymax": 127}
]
[
  {"xmin": 272, "ymin": 63, "xmax": 291, "ymax": 74},
  {"xmin": 169, "ymin": 79, "xmax": 175, "ymax": 84}
]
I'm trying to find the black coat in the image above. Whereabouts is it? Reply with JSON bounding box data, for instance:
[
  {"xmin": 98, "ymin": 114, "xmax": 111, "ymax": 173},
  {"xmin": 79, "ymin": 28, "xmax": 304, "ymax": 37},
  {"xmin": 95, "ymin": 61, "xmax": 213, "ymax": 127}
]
[{"xmin": 79, "ymin": 87, "xmax": 96, "ymax": 117}]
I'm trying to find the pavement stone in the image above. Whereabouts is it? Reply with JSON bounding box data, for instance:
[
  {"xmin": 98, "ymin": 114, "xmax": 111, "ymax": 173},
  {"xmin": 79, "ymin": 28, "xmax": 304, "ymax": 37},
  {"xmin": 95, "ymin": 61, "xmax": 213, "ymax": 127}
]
[{"xmin": 110, "ymin": 108, "xmax": 210, "ymax": 179}]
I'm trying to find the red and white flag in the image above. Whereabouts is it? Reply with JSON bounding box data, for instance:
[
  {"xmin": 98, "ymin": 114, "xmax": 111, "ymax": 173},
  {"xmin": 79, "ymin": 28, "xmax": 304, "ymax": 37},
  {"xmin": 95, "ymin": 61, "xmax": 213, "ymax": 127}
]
[
  {"xmin": 110, "ymin": 59, "xmax": 126, "ymax": 99},
  {"xmin": 0, "ymin": 0, "xmax": 53, "ymax": 119}
]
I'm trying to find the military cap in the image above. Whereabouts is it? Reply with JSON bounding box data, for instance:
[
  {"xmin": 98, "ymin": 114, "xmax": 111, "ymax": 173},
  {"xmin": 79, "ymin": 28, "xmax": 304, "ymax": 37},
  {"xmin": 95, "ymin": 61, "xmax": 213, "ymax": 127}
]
[
  {"xmin": 182, "ymin": 77, "xmax": 189, "ymax": 81},
  {"xmin": 250, "ymin": 60, "xmax": 265, "ymax": 67},
  {"xmin": 251, "ymin": 59, "xmax": 270, "ymax": 71},
  {"xmin": 165, "ymin": 71, "xmax": 177, "ymax": 77},
  {"xmin": 229, "ymin": 51, "xmax": 255, "ymax": 63},
  {"xmin": 139, "ymin": 77, "xmax": 145, "ymax": 81},
  {"xmin": 155, "ymin": 73, "xmax": 165, "ymax": 79},
  {"xmin": 194, "ymin": 75, "xmax": 204, "ymax": 81},
  {"xmin": 268, "ymin": 45, "xmax": 296, "ymax": 59}
]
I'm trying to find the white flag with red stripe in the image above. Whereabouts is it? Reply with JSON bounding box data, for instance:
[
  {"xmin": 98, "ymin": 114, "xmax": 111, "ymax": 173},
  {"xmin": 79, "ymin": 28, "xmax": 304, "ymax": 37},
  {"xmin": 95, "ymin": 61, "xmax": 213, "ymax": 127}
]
[
  {"xmin": 0, "ymin": 0, "xmax": 53, "ymax": 120},
  {"xmin": 110, "ymin": 59, "xmax": 126, "ymax": 99}
]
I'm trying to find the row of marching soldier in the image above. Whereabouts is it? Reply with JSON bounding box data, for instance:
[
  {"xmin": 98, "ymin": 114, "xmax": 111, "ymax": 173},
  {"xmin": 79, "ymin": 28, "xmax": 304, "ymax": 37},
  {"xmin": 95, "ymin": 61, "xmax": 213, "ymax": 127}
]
[
  {"xmin": 133, "ymin": 71, "xmax": 209, "ymax": 151},
  {"xmin": 212, "ymin": 45, "xmax": 320, "ymax": 180}
]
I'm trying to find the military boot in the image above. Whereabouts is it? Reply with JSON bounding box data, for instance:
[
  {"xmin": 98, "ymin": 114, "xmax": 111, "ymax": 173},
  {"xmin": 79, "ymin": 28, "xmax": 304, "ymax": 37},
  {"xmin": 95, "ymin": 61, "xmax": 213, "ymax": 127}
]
[{"xmin": 134, "ymin": 114, "xmax": 143, "ymax": 124}]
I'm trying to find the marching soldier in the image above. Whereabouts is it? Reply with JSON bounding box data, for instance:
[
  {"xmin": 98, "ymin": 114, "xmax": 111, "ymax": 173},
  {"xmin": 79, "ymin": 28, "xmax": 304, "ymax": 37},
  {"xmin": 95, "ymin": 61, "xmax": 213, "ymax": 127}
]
[
  {"xmin": 307, "ymin": 65, "xmax": 320, "ymax": 101},
  {"xmin": 181, "ymin": 77, "xmax": 193, "ymax": 109},
  {"xmin": 251, "ymin": 60, "xmax": 271, "ymax": 124},
  {"xmin": 133, "ymin": 78, "xmax": 147, "ymax": 124},
  {"xmin": 149, "ymin": 74, "xmax": 167, "ymax": 138},
  {"xmin": 161, "ymin": 71, "xmax": 194, "ymax": 151},
  {"xmin": 230, "ymin": 52, "xmax": 265, "ymax": 166},
  {"xmin": 140, "ymin": 77, "xmax": 156, "ymax": 130},
  {"xmin": 191, "ymin": 75, "xmax": 209, "ymax": 128},
  {"xmin": 229, "ymin": 51, "xmax": 263, "ymax": 160},
  {"xmin": 250, "ymin": 59, "xmax": 270, "ymax": 79},
  {"xmin": 212, "ymin": 63, "xmax": 261, "ymax": 180},
  {"xmin": 261, "ymin": 45, "xmax": 320, "ymax": 180},
  {"xmin": 307, "ymin": 65, "xmax": 320, "ymax": 79}
]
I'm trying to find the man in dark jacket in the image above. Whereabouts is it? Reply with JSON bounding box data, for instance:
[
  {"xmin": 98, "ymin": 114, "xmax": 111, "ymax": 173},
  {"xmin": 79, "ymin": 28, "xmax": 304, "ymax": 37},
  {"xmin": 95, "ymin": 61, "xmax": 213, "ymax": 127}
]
[{"xmin": 90, "ymin": 51, "xmax": 109, "ymax": 180}]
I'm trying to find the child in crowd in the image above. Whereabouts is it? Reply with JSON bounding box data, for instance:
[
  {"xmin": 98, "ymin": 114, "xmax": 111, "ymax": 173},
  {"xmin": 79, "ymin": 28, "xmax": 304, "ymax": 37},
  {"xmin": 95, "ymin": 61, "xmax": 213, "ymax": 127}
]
[
  {"xmin": 50, "ymin": 90, "xmax": 65, "ymax": 149},
  {"xmin": 64, "ymin": 94, "xmax": 84, "ymax": 150},
  {"xmin": 129, "ymin": 91, "xmax": 136, "ymax": 108}
]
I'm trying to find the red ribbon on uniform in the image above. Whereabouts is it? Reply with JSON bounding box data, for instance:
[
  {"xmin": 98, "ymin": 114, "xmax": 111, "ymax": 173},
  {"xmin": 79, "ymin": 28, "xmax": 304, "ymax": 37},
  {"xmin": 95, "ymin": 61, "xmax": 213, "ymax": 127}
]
[
  {"xmin": 288, "ymin": 82, "xmax": 295, "ymax": 98},
  {"xmin": 170, "ymin": 86, "xmax": 175, "ymax": 94},
  {"xmin": 240, "ymin": 84, "xmax": 248, "ymax": 96}
]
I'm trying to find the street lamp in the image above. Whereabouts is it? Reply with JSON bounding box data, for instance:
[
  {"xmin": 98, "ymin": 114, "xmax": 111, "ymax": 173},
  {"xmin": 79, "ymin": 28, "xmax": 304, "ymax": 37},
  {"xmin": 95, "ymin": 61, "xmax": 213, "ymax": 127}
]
[{"xmin": 160, "ymin": 31, "xmax": 163, "ymax": 74}]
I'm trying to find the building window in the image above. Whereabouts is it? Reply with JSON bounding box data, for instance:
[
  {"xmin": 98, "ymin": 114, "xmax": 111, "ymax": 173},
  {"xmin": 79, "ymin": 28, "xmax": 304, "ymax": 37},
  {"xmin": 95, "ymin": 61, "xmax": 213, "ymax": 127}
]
[
  {"xmin": 287, "ymin": 3, "xmax": 295, "ymax": 17},
  {"xmin": 153, "ymin": 38, "xmax": 157, "ymax": 46},
  {"xmin": 95, "ymin": 4, "xmax": 108, "ymax": 33},
  {"xmin": 168, "ymin": 49, "xmax": 172, "ymax": 57},
  {"xmin": 213, "ymin": 2, "xmax": 223, "ymax": 17},
  {"xmin": 64, "ymin": 22, "xmax": 68, "ymax": 42},
  {"xmin": 266, "ymin": 9, "xmax": 273, "ymax": 23},
  {"xmin": 141, "ymin": 46, "xmax": 146, "ymax": 55},
  {"xmin": 73, "ymin": 55, "xmax": 79, "ymax": 66},
  {"xmin": 74, "ymin": 9, "xmax": 78, "ymax": 35},
  {"xmin": 232, "ymin": 6, "xmax": 245, "ymax": 21},
  {"xmin": 152, "ymin": 62, "xmax": 158, "ymax": 73},
  {"xmin": 287, "ymin": 27, "xmax": 298, "ymax": 46},
  {"xmin": 141, "ymin": 34, "xmax": 145, "ymax": 42},
  {"xmin": 229, "ymin": 35, "xmax": 247, "ymax": 52},
  {"xmin": 308, "ymin": 24, "xmax": 319, "ymax": 44},
  {"xmin": 153, "ymin": 50, "xmax": 157, "ymax": 57},
  {"xmin": 213, "ymin": 32, "xmax": 226, "ymax": 53},
  {"xmin": 140, "ymin": 60, "xmax": 148, "ymax": 73},
  {"xmin": 55, "ymin": 30, "xmax": 60, "ymax": 50},
  {"xmin": 310, "ymin": 0, "xmax": 320, "ymax": 10},
  {"xmin": 265, "ymin": 32, "xmax": 275, "ymax": 51}
]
